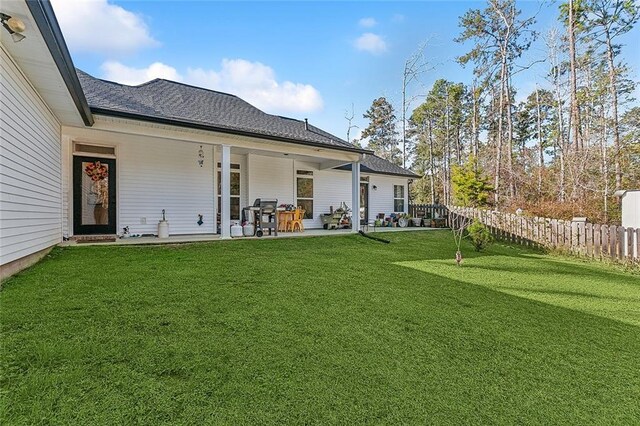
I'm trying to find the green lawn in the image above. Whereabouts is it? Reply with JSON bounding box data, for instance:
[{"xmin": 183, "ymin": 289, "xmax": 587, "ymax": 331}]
[{"xmin": 1, "ymin": 231, "xmax": 639, "ymax": 424}]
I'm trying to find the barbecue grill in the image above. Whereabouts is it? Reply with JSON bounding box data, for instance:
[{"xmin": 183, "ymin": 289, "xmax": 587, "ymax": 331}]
[{"xmin": 244, "ymin": 199, "xmax": 278, "ymax": 237}]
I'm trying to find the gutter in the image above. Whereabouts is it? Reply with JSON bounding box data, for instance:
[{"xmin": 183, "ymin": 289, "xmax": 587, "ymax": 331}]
[
  {"xmin": 26, "ymin": 0, "xmax": 93, "ymax": 126},
  {"xmin": 90, "ymin": 107, "xmax": 373, "ymax": 155},
  {"xmin": 335, "ymin": 164, "xmax": 421, "ymax": 179}
]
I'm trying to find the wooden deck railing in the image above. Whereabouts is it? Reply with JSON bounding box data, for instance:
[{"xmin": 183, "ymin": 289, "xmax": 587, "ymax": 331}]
[{"xmin": 448, "ymin": 206, "xmax": 639, "ymax": 264}]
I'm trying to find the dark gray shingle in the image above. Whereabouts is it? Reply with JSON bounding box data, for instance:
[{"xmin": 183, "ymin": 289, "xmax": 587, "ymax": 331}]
[
  {"xmin": 77, "ymin": 70, "xmax": 360, "ymax": 152},
  {"xmin": 336, "ymin": 154, "xmax": 420, "ymax": 178},
  {"xmin": 76, "ymin": 70, "xmax": 418, "ymax": 178}
]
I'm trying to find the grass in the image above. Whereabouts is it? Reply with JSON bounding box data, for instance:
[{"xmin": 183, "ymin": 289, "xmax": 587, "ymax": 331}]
[{"xmin": 1, "ymin": 231, "xmax": 639, "ymax": 424}]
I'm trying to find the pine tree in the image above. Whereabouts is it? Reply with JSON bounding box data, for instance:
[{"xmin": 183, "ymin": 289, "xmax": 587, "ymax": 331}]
[
  {"xmin": 361, "ymin": 97, "xmax": 401, "ymax": 165},
  {"xmin": 451, "ymin": 156, "xmax": 493, "ymax": 207}
]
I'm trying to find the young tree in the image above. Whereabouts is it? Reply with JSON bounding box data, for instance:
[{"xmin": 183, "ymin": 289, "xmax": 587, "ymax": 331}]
[
  {"xmin": 361, "ymin": 97, "xmax": 401, "ymax": 165},
  {"xmin": 451, "ymin": 156, "xmax": 493, "ymax": 207}
]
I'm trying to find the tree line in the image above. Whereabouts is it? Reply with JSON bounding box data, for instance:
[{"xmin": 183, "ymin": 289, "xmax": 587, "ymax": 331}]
[{"xmin": 357, "ymin": 0, "xmax": 639, "ymax": 223}]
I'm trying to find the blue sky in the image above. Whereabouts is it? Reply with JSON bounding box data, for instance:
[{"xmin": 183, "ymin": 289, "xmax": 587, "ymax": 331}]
[{"xmin": 51, "ymin": 0, "xmax": 640, "ymax": 141}]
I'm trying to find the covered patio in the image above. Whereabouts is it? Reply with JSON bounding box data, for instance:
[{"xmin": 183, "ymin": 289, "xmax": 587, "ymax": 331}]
[{"xmin": 59, "ymin": 70, "xmax": 417, "ymax": 243}]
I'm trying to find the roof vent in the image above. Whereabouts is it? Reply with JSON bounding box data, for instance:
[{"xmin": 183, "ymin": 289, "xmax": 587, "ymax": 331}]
[{"xmin": 304, "ymin": 118, "xmax": 309, "ymax": 131}]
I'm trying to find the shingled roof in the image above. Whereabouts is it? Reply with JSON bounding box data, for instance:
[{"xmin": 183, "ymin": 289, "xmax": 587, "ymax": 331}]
[
  {"xmin": 337, "ymin": 154, "xmax": 420, "ymax": 178},
  {"xmin": 76, "ymin": 70, "xmax": 365, "ymax": 154},
  {"xmin": 76, "ymin": 70, "xmax": 418, "ymax": 178}
]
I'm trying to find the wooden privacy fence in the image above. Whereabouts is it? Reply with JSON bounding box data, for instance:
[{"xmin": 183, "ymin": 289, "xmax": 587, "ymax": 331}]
[{"xmin": 448, "ymin": 206, "xmax": 640, "ymax": 264}]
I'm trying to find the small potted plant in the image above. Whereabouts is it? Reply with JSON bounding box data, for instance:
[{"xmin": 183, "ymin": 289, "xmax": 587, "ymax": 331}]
[{"xmin": 397, "ymin": 213, "xmax": 409, "ymax": 228}]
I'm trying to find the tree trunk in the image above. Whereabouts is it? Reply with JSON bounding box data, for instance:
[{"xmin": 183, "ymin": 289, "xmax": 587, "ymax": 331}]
[
  {"xmin": 601, "ymin": 105, "xmax": 609, "ymax": 223},
  {"xmin": 535, "ymin": 84, "xmax": 543, "ymax": 196},
  {"xmin": 471, "ymin": 81, "xmax": 479, "ymax": 172},
  {"xmin": 428, "ymin": 117, "xmax": 436, "ymax": 204},
  {"xmin": 495, "ymin": 62, "xmax": 507, "ymax": 207},
  {"xmin": 605, "ymin": 30, "xmax": 622, "ymax": 190},
  {"xmin": 568, "ymin": 0, "xmax": 582, "ymax": 152},
  {"xmin": 402, "ymin": 71, "xmax": 407, "ymax": 169},
  {"xmin": 550, "ymin": 39, "xmax": 566, "ymax": 202},
  {"xmin": 506, "ymin": 73, "xmax": 515, "ymax": 199},
  {"xmin": 445, "ymin": 90, "xmax": 451, "ymax": 205}
]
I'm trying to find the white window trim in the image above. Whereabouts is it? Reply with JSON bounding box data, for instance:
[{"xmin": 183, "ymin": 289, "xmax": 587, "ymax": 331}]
[
  {"xmin": 217, "ymin": 162, "xmax": 241, "ymax": 221},
  {"xmin": 295, "ymin": 170, "xmax": 314, "ymax": 220},
  {"xmin": 393, "ymin": 184, "xmax": 405, "ymax": 213}
]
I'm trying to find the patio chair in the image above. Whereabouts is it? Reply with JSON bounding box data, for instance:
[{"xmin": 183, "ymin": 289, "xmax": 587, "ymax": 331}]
[{"xmin": 287, "ymin": 209, "xmax": 305, "ymax": 232}]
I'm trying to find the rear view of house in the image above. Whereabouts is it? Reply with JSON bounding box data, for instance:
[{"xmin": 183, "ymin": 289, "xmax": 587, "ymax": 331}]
[{"xmin": 1, "ymin": 0, "xmax": 417, "ymax": 279}]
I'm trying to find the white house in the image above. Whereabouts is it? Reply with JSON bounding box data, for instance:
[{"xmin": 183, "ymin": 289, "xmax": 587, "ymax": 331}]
[{"xmin": 0, "ymin": 0, "xmax": 418, "ymax": 279}]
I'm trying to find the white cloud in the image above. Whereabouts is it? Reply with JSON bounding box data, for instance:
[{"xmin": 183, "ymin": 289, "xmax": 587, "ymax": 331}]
[
  {"xmin": 99, "ymin": 59, "xmax": 323, "ymax": 114},
  {"xmin": 358, "ymin": 17, "xmax": 377, "ymax": 28},
  {"xmin": 392, "ymin": 14, "xmax": 405, "ymax": 23},
  {"xmin": 354, "ymin": 33, "xmax": 388, "ymax": 55},
  {"xmin": 186, "ymin": 59, "xmax": 323, "ymax": 113},
  {"xmin": 101, "ymin": 61, "xmax": 182, "ymax": 85},
  {"xmin": 50, "ymin": 0, "xmax": 159, "ymax": 55}
]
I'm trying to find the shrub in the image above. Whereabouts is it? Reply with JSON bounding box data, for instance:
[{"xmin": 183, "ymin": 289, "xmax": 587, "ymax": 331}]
[{"xmin": 467, "ymin": 219, "xmax": 493, "ymax": 251}]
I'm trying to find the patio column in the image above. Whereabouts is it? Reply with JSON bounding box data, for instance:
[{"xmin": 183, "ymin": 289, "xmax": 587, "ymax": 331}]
[
  {"xmin": 220, "ymin": 144, "xmax": 231, "ymax": 239},
  {"xmin": 351, "ymin": 161, "xmax": 360, "ymax": 233}
]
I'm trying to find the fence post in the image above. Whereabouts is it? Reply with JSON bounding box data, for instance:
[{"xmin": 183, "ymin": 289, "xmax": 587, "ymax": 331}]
[
  {"xmin": 609, "ymin": 226, "xmax": 617, "ymax": 259},
  {"xmin": 586, "ymin": 223, "xmax": 593, "ymax": 258},
  {"xmin": 618, "ymin": 227, "xmax": 626, "ymax": 261},
  {"xmin": 627, "ymin": 227, "xmax": 634, "ymax": 261}
]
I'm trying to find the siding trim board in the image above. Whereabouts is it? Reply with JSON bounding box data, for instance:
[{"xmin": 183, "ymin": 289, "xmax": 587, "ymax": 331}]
[{"xmin": 1, "ymin": 47, "xmax": 63, "ymax": 265}]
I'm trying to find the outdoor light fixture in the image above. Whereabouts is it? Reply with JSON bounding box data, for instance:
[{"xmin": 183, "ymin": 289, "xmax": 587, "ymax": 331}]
[{"xmin": 1, "ymin": 13, "xmax": 26, "ymax": 42}]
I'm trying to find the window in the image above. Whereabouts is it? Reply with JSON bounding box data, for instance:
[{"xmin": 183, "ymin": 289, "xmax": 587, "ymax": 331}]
[
  {"xmin": 296, "ymin": 170, "xmax": 313, "ymax": 219},
  {"xmin": 393, "ymin": 184, "xmax": 405, "ymax": 212},
  {"xmin": 217, "ymin": 163, "xmax": 241, "ymax": 221},
  {"xmin": 73, "ymin": 143, "xmax": 115, "ymax": 157}
]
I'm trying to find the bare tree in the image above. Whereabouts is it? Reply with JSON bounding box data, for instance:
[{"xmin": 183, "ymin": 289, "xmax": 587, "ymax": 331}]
[
  {"xmin": 402, "ymin": 42, "xmax": 432, "ymax": 168},
  {"xmin": 345, "ymin": 103, "xmax": 359, "ymax": 145}
]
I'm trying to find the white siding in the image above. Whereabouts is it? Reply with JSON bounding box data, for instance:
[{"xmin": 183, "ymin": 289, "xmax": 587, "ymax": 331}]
[
  {"xmin": 312, "ymin": 166, "xmax": 352, "ymax": 229},
  {"xmin": 61, "ymin": 143, "xmax": 410, "ymax": 236},
  {"xmin": 117, "ymin": 139, "xmax": 215, "ymax": 235},
  {"xmin": 369, "ymin": 174, "xmax": 409, "ymax": 218},
  {"xmin": 620, "ymin": 191, "xmax": 640, "ymax": 229},
  {"xmin": 245, "ymin": 154, "xmax": 409, "ymax": 229},
  {"xmin": 0, "ymin": 47, "xmax": 62, "ymax": 265},
  {"xmin": 247, "ymin": 154, "xmax": 295, "ymax": 205}
]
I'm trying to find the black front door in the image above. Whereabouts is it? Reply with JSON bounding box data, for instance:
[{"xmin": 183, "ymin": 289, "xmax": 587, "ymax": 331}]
[
  {"xmin": 73, "ymin": 156, "xmax": 116, "ymax": 235},
  {"xmin": 360, "ymin": 182, "xmax": 369, "ymax": 223}
]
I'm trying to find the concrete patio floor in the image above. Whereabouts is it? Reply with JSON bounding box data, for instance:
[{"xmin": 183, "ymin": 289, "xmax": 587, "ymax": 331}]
[{"xmin": 60, "ymin": 226, "xmax": 443, "ymax": 247}]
